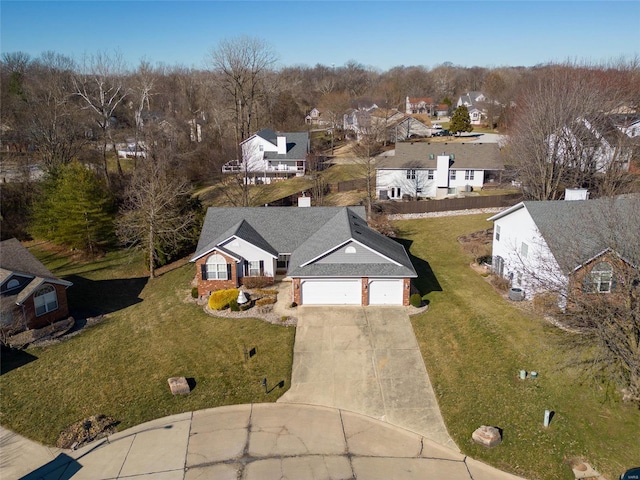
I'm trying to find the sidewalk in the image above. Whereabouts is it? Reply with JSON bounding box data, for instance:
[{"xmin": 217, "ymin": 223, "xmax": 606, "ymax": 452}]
[{"xmin": 3, "ymin": 403, "xmax": 526, "ymax": 480}]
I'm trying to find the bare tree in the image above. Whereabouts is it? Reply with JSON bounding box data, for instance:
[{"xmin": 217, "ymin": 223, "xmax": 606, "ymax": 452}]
[
  {"xmin": 506, "ymin": 63, "xmax": 637, "ymax": 200},
  {"xmin": 24, "ymin": 52, "xmax": 88, "ymax": 172},
  {"xmin": 352, "ymin": 125, "xmax": 385, "ymax": 218},
  {"xmin": 116, "ymin": 159, "xmax": 196, "ymax": 278},
  {"xmin": 207, "ymin": 36, "xmax": 277, "ymax": 155},
  {"xmin": 73, "ymin": 51, "xmax": 130, "ymax": 184}
]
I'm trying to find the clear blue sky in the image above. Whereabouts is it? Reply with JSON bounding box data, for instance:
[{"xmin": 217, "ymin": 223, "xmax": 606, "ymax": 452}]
[{"xmin": 1, "ymin": 1, "xmax": 638, "ymax": 71}]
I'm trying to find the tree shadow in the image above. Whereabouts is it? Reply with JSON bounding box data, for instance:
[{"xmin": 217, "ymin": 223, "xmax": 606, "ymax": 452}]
[
  {"xmin": 19, "ymin": 452, "xmax": 81, "ymax": 480},
  {"xmin": 64, "ymin": 275, "xmax": 148, "ymax": 317},
  {"xmin": 394, "ymin": 238, "xmax": 442, "ymax": 295},
  {"xmin": 0, "ymin": 346, "xmax": 38, "ymax": 375}
]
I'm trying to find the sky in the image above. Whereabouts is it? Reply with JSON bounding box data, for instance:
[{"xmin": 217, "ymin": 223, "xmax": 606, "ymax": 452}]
[{"xmin": 1, "ymin": 1, "xmax": 639, "ymax": 71}]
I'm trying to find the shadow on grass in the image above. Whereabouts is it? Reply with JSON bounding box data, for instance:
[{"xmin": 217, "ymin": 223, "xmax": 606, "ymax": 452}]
[
  {"xmin": 64, "ymin": 275, "xmax": 148, "ymax": 317},
  {"xmin": 0, "ymin": 346, "xmax": 38, "ymax": 375},
  {"xmin": 394, "ymin": 238, "xmax": 442, "ymax": 295}
]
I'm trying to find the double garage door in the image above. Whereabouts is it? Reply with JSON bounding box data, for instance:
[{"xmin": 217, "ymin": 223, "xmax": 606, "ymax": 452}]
[{"xmin": 300, "ymin": 278, "xmax": 403, "ymax": 306}]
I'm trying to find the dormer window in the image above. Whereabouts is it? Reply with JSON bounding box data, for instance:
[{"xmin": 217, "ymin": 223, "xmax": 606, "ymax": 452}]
[{"xmin": 345, "ymin": 246, "xmax": 356, "ymax": 254}]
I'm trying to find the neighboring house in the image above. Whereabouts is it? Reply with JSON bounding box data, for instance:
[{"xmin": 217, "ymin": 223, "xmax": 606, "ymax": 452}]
[
  {"xmin": 222, "ymin": 128, "xmax": 309, "ymax": 184},
  {"xmin": 457, "ymin": 92, "xmax": 487, "ymax": 125},
  {"xmin": 117, "ymin": 140, "xmax": 147, "ymax": 159},
  {"xmin": 376, "ymin": 142, "xmax": 504, "ymax": 200},
  {"xmin": 343, "ymin": 102, "xmax": 379, "ymax": 138},
  {"xmin": 1, "ymin": 238, "xmax": 72, "ymax": 333},
  {"xmin": 549, "ymin": 116, "xmax": 633, "ymax": 173},
  {"xmin": 388, "ymin": 116, "xmax": 431, "ymax": 142},
  {"xmin": 405, "ymin": 96, "xmax": 435, "ymax": 115},
  {"xmin": 190, "ymin": 206, "xmax": 417, "ymax": 306},
  {"xmin": 435, "ymin": 104, "xmax": 449, "ymax": 119},
  {"xmin": 305, "ymin": 108, "xmax": 330, "ymax": 126},
  {"xmin": 487, "ymin": 195, "xmax": 639, "ymax": 306}
]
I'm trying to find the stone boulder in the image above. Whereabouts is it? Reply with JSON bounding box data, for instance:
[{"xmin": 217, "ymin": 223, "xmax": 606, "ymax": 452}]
[{"xmin": 472, "ymin": 425, "xmax": 502, "ymax": 448}]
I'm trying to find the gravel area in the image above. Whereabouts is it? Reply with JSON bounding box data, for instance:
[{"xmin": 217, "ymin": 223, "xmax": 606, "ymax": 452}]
[{"xmin": 387, "ymin": 207, "xmax": 508, "ymax": 220}]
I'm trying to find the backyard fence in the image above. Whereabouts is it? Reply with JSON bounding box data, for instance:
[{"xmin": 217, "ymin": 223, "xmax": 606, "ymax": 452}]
[{"xmin": 380, "ymin": 193, "xmax": 522, "ymax": 215}]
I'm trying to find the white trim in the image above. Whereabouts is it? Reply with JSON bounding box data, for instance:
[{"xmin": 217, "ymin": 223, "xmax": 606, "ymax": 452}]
[
  {"xmin": 219, "ymin": 235, "xmax": 278, "ymax": 259},
  {"xmin": 300, "ymin": 238, "xmax": 402, "ymax": 268}
]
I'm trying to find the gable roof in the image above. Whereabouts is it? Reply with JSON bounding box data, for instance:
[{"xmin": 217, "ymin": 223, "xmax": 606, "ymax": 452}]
[
  {"xmin": 192, "ymin": 207, "xmax": 417, "ymax": 278},
  {"xmin": 377, "ymin": 142, "xmax": 504, "ymax": 170},
  {"xmin": 1, "ymin": 239, "xmax": 72, "ymax": 307},
  {"xmin": 489, "ymin": 197, "xmax": 640, "ymax": 273}
]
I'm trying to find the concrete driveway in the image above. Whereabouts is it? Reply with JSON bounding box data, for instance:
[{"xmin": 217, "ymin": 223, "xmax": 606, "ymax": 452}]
[{"xmin": 278, "ymin": 306, "xmax": 458, "ymax": 451}]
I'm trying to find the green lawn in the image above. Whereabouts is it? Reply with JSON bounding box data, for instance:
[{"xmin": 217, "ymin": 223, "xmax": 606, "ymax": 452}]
[
  {"xmin": 397, "ymin": 215, "xmax": 640, "ymax": 480},
  {"xmin": 0, "ymin": 246, "xmax": 295, "ymax": 446}
]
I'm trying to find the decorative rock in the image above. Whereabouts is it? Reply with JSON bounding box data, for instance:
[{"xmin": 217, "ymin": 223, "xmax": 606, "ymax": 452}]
[
  {"xmin": 471, "ymin": 425, "xmax": 502, "ymax": 448},
  {"xmin": 168, "ymin": 377, "xmax": 190, "ymax": 395}
]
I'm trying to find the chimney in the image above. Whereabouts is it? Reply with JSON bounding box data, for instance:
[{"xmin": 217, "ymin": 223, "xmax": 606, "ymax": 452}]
[
  {"xmin": 298, "ymin": 194, "xmax": 311, "ymax": 207},
  {"xmin": 277, "ymin": 136, "xmax": 287, "ymax": 155}
]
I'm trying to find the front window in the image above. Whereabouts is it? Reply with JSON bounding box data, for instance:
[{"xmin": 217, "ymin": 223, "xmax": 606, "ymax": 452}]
[
  {"xmin": 406, "ymin": 169, "xmax": 416, "ymax": 180},
  {"xmin": 34, "ymin": 284, "xmax": 58, "ymax": 316},
  {"xmin": 521, "ymin": 242, "xmax": 529, "ymax": 258},
  {"xmin": 449, "ymin": 170, "xmax": 456, "ymax": 180},
  {"xmin": 428, "ymin": 170, "xmax": 434, "ymax": 180},
  {"xmin": 495, "ymin": 225, "xmax": 501, "ymax": 241},
  {"xmin": 249, "ymin": 261, "xmax": 261, "ymax": 277},
  {"xmin": 465, "ymin": 170, "xmax": 474, "ymax": 180},
  {"xmin": 585, "ymin": 262, "xmax": 614, "ymax": 293},
  {"xmin": 205, "ymin": 254, "xmax": 228, "ymax": 280}
]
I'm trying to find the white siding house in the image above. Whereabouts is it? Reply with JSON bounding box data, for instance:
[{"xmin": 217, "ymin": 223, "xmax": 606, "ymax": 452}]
[
  {"xmin": 376, "ymin": 143, "xmax": 504, "ymax": 200},
  {"xmin": 222, "ymin": 128, "xmax": 309, "ymax": 184}
]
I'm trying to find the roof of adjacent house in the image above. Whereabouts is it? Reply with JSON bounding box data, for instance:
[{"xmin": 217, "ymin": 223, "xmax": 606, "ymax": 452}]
[
  {"xmin": 192, "ymin": 207, "xmax": 417, "ymax": 278},
  {"xmin": 0, "ymin": 238, "xmax": 72, "ymax": 308},
  {"xmin": 408, "ymin": 97, "xmax": 435, "ymax": 105},
  {"xmin": 488, "ymin": 197, "xmax": 640, "ymax": 273},
  {"xmin": 376, "ymin": 142, "xmax": 504, "ymax": 170},
  {"xmin": 248, "ymin": 129, "xmax": 309, "ymax": 160}
]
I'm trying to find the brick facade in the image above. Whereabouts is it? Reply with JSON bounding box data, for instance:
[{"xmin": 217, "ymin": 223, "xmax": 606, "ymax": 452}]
[
  {"xmin": 195, "ymin": 251, "xmax": 239, "ymax": 297},
  {"xmin": 23, "ymin": 283, "xmax": 70, "ymax": 330},
  {"xmin": 361, "ymin": 277, "xmax": 369, "ymax": 306},
  {"xmin": 292, "ymin": 278, "xmax": 301, "ymax": 305},
  {"xmin": 403, "ymin": 278, "xmax": 411, "ymax": 306}
]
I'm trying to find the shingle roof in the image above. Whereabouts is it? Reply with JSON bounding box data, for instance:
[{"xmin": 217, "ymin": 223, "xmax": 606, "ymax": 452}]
[
  {"xmin": 0, "ymin": 238, "xmax": 56, "ymax": 279},
  {"xmin": 262, "ymin": 131, "xmax": 308, "ymax": 161},
  {"xmin": 377, "ymin": 142, "xmax": 504, "ymax": 170},
  {"xmin": 192, "ymin": 207, "xmax": 417, "ymax": 278},
  {"xmin": 491, "ymin": 197, "xmax": 640, "ymax": 274}
]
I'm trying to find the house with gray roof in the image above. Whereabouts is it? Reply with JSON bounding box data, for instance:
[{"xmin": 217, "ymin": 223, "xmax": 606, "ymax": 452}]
[
  {"xmin": 191, "ymin": 206, "xmax": 417, "ymax": 306},
  {"xmin": 376, "ymin": 142, "xmax": 504, "ymax": 200},
  {"xmin": 1, "ymin": 238, "xmax": 72, "ymax": 333},
  {"xmin": 487, "ymin": 195, "xmax": 640, "ymax": 305},
  {"xmin": 222, "ymin": 128, "xmax": 309, "ymax": 184}
]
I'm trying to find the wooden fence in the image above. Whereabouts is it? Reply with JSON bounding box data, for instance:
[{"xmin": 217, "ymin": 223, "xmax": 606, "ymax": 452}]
[
  {"xmin": 328, "ymin": 178, "xmax": 368, "ymax": 193},
  {"xmin": 380, "ymin": 193, "xmax": 522, "ymax": 215}
]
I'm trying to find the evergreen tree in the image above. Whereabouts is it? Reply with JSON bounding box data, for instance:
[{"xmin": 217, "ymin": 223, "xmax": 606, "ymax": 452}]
[
  {"xmin": 30, "ymin": 162, "xmax": 115, "ymax": 253},
  {"xmin": 449, "ymin": 105, "xmax": 473, "ymax": 135}
]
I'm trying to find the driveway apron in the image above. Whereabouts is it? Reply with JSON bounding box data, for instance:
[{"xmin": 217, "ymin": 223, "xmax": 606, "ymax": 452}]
[{"xmin": 278, "ymin": 306, "xmax": 458, "ymax": 451}]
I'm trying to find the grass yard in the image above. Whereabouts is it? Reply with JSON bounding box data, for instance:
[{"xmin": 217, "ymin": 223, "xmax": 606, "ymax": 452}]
[
  {"xmin": 397, "ymin": 215, "xmax": 640, "ymax": 480},
  {"xmin": 0, "ymin": 245, "xmax": 295, "ymax": 446}
]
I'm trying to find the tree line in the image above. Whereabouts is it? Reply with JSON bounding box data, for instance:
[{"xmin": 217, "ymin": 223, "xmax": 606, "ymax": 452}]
[{"xmin": 1, "ymin": 38, "xmax": 639, "ymax": 276}]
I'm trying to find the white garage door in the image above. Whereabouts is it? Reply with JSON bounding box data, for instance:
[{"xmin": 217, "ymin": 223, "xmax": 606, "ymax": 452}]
[
  {"xmin": 368, "ymin": 279, "xmax": 404, "ymax": 305},
  {"xmin": 301, "ymin": 279, "xmax": 361, "ymax": 305}
]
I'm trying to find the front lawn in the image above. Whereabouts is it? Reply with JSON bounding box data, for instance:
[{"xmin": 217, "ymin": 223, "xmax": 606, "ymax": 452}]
[
  {"xmin": 0, "ymin": 245, "xmax": 295, "ymax": 446},
  {"xmin": 397, "ymin": 215, "xmax": 640, "ymax": 480}
]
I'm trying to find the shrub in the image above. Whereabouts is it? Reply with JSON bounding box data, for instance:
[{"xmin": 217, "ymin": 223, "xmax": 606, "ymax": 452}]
[
  {"xmin": 229, "ymin": 299, "xmax": 240, "ymax": 311},
  {"xmin": 253, "ymin": 288, "xmax": 278, "ymax": 295},
  {"xmin": 490, "ymin": 274, "xmax": 510, "ymax": 292},
  {"xmin": 191, "ymin": 287, "xmax": 199, "ymax": 299},
  {"xmin": 410, "ymin": 293, "xmax": 423, "ymax": 308},
  {"xmin": 242, "ymin": 276, "xmax": 274, "ymax": 289},
  {"xmin": 255, "ymin": 297, "xmax": 276, "ymax": 307},
  {"xmin": 208, "ymin": 288, "xmax": 239, "ymax": 310}
]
